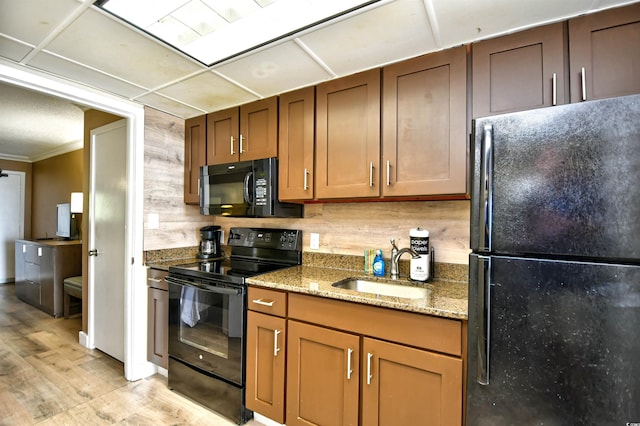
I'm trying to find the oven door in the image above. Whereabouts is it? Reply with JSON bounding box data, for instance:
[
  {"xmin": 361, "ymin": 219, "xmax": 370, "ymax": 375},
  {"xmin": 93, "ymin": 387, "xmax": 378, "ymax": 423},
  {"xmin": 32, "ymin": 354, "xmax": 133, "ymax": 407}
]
[{"xmin": 166, "ymin": 275, "xmax": 245, "ymax": 386}]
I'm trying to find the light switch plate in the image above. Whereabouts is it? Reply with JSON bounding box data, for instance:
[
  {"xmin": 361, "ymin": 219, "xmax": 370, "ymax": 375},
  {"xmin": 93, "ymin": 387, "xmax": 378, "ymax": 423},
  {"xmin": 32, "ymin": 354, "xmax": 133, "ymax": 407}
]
[{"xmin": 310, "ymin": 233, "xmax": 320, "ymax": 250}]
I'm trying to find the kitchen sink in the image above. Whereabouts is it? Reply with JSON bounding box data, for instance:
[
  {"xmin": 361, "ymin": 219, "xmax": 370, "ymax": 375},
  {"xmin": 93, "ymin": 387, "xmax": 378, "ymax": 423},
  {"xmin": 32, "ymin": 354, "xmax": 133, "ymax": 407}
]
[{"xmin": 332, "ymin": 278, "xmax": 429, "ymax": 299}]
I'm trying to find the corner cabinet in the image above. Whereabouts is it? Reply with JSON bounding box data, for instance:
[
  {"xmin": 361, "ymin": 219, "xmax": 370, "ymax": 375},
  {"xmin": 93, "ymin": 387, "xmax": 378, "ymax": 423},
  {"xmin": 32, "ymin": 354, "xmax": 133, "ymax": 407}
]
[
  {"xmin": 147, "ymin": 268, "xmax": 168, "ymax": 369},
  {"xmin": 206, "ymin": 97, "xmax": 278, "ymax": 165},
  {"xmin": 568, "ymin": 3, "xmax": 640, "ymax": 103},
  {"xmin": 315, "ymin": 69, "xmax": 381, "ymax": 199},
  {"xmin": 246, "ymin": 288, "xmax": 466, "ymax": 426},
  {"xmin": 382, "ymin": 46, "xmax": 467, "ymax": 196},
  {"xmin": 14, "ymin": 240, "xmax": 81, "ymax": 317},
  {"xmin": 278, "ymin": 87, "xmax": 315, "ymax": 201},
  {"xmin": 184, "ymin": 115, "xmax": 206, "ymax": 204}
]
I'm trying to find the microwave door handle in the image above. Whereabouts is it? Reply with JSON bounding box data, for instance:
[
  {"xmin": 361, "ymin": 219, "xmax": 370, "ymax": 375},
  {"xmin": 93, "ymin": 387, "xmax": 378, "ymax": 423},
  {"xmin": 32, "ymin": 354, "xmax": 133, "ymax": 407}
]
[{"xmin": 243, "ymin": 171, "xmax": 253, "ymax": 205}]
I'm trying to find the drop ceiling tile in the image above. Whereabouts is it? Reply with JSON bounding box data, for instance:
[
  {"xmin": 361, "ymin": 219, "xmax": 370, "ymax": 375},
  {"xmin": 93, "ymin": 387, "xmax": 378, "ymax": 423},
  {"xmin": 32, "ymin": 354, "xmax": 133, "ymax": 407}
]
[
  {"xmin": 135, "ymin": 92, "xmax": 205, "ymax": 119},
  {"xmin": 157, "ymin": 71, "xmax": 259, "ymax": 113},
  {"xmin": 298, "ymin": 0, "xmax": 437, "ymax": 76},
  {"xmin": 430, "ymin": 0, "xmax": 595, "ymax": 46},
  {"xmin": 42, "ymin": 8, "xmax": 204, "ymax": 88},
  {"xmin": 0, "ymin": 35, "xmax": 34, "ymax": 62},
  {"xmin": 28, "ymin": 51, "xmax": 149, "ymax": 98},
  {"xmin": 214, "ymin": 41, "xmax": 332, "ymax": 97},
  {"xmin": 0, "ymin": 0, "xmax": 81, "ymax": 45}
]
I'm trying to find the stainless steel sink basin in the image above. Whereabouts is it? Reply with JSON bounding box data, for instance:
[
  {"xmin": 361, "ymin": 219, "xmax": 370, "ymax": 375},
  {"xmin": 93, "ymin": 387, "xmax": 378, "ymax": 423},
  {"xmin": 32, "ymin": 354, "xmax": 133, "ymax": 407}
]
[{"xmin": 332, "ymin": 278, "xmax": 428, "ymax": 299}]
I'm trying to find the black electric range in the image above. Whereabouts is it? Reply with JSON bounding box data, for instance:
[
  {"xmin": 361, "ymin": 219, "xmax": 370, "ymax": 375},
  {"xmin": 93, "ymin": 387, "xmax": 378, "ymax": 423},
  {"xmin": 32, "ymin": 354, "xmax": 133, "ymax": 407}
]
[{"xmin": 166, "ymin": 227, "xmax": 302, "ymax": 425}]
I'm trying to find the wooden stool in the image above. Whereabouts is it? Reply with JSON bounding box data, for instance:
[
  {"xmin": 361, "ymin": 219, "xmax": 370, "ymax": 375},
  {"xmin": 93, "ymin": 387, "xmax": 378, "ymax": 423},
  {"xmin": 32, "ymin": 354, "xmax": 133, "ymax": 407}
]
[{"xmin": 63, "ymin": 276, "xmax": 82, "ymax": 319}]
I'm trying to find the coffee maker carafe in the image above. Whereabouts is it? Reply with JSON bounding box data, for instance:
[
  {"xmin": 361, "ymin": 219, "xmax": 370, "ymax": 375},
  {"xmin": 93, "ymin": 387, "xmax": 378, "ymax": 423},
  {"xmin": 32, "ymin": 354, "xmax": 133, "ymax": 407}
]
[{"xmin": 197, "ymin": 225, "xmax": 224, "ymax": 259}]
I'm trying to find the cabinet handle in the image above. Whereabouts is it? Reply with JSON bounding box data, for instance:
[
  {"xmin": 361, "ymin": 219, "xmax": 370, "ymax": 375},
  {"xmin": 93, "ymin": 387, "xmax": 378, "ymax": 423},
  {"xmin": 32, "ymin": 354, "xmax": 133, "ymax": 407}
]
[
  {"xmin": 197, "ymin": 177, "xmax": 200, "ymax": 196},
  {"xmin": 240, "ymin": 134, "xmax": 245, "ymax": 153},
  {"xmin": 581, "ymin": 67, "xmax": 587, "ymax": 101},
  {"xmin": 386, "ymin": 160, "xmax": 391, "ymax": 186},
  {"xmin": 347, "ymin": 348, "xmax": 353, "ymax": 380},
  {"xmin": 369, "ymin": 162, "xmax": 374, "ymax": 187},
  {"xmin": 274, "ymin": 329, "xmax": 281, "ymax": 357},
  {"xmin": 230, "ymin": 136, "xmax": 235, "ymax": 155},
  {"xmin": 148, "ymin": 277, "xmax": 163, "ymax": 283},
  {"xmin": 303, "ymin": 168, "xmax": 309, "ymax": 191},
  {"xmin": 252, "ymin": 298, "xmax": 274, "ymax": 306},
  {"xmin": 367, "ymin": 352, "xmax": 373, "ymax": 385},
  {"xmin": 38, "ymin": 247, "xmax": 42, "ymax": 257},
  {"xmin": 552, "ymin": 73, "xmax": 557, "ymax": 106}
]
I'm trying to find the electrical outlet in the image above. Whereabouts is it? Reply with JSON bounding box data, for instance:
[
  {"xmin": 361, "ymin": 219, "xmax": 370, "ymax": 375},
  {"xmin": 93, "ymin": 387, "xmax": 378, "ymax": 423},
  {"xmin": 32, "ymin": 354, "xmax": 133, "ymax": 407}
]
[{"xmin": 310, "ymin": 233, "xmax": 320, "ymax": 250}]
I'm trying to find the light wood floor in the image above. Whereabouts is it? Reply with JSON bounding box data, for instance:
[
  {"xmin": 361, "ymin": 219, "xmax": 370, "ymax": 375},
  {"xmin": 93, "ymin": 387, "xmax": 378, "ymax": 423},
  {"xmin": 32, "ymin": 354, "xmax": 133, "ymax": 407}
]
[{"xmin": 0, "ymin": 283, "xmax": 264, "ymax": 425}]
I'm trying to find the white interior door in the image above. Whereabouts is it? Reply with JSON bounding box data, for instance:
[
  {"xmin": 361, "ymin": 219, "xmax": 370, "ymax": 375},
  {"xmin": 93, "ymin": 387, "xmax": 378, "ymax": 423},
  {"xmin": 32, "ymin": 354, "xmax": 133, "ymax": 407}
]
[
  {"xmin": 89, "ymin": 119, "xmax": 127, "ymax": 362},
  {"xmin": 0, "ymin": 171, "xmax": 25, "ymax": 283}
]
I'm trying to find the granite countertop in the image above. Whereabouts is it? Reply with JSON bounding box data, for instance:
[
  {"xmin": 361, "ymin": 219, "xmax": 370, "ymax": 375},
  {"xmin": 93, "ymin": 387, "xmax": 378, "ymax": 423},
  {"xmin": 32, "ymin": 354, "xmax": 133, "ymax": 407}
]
[{"xmin": 247, "ymin": 265, "xmax": 468, "ymax": 320}]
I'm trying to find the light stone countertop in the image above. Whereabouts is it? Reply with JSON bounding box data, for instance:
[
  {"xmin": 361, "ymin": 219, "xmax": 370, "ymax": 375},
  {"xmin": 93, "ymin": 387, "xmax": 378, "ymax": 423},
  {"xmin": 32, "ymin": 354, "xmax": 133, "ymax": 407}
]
[{"xmin": 247, "ymin": 265, "xmax": 468, "ymax": 320}]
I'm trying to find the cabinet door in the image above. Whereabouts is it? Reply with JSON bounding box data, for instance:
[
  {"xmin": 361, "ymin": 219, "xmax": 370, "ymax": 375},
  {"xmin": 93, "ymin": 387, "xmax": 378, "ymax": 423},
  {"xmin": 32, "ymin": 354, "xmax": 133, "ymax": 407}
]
[
  {"xmin": 361, "ymin": 337, "xmax": 463, "ymax": 426},
  {"xmin": 246, "ymin": 311, "xmax": 286, "ymax": 423},
  {"xmin": 569, "ymin": 3, "xmax": 640, "ymax": 102},
  {"xmin": 207, "ymin": 107, "xmax": 240, "ymax": 165},
  {"xmin": 382, "ymin": 47, "xmax": 467, "ymax": 196},
  {"xmin": 147, "ymin": 286, "xmax": 168, "ymax": 368},
  {"xmin": 286, "ymin": 320, "xmax": 360, "ymax": 426},
  {"xmin": 279, "ymin": 87, "xmax": 315, "ymax": 200},
  {"xmin": 184, "ymin": 115, "xmax": 206, "ymax": 204},
  {"xmin": 472, "ymin": 22, "xmax": 567, "ymax": 117},
  {"xmin": 240, "ymin": 97, "xmax": 278, "ymax": 161},
  {"xmin": 316, "ymin": 69, "xmax": 380, "ymax": 199},
  {"xmin": 37, "ymin": 245, "xmax": 54, "ymax": 315}
]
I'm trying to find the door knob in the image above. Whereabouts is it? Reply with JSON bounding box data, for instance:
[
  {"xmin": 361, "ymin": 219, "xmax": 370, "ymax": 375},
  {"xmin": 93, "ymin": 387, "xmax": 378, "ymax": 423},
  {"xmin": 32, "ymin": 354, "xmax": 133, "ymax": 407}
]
[{"xmin": 88, "ymin": 249, "xmax": 99, "ymax": 256}]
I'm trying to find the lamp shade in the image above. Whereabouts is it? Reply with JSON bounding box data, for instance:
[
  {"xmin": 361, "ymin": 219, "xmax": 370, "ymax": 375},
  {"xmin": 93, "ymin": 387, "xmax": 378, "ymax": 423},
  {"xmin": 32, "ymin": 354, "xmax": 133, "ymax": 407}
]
[{"xmin": 70, "ymin": 192, "xmax": 83, "ymax": 213}]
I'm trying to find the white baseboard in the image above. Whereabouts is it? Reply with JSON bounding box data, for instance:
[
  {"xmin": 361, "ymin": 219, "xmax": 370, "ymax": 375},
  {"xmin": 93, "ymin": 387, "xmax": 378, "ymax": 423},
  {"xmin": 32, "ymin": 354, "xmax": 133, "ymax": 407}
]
[
  {"xmin": 78, "ymin": 331, "xmax": 91, "ymax": 348},
  {"xmin": 253, "ymin": 413, "xmax": 285, "ymax": 426}
]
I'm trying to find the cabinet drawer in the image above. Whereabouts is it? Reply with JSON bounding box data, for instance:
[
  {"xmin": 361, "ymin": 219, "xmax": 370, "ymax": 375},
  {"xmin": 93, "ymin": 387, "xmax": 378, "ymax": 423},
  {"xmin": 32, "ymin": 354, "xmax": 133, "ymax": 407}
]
[
  {"xmin": 248, "ymin": 287, "xmax": 287, "ymax": 317},
  {"xmin": 147, "ymin": 268, "xmax": 168, "ymax": 291}
]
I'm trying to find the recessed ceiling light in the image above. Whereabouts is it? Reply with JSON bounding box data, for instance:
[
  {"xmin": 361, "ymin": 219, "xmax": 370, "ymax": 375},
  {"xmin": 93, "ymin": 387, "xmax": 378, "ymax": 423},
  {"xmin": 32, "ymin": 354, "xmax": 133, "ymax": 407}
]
[{"xmin": 96, "ymin": 0, "xmax": 382, "ymax": 66}]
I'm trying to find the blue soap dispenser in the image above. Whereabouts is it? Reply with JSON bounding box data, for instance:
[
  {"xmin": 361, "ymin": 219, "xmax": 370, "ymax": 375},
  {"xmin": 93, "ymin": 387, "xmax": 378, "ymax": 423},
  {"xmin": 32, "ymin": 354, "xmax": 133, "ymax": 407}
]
[{"xmin": 372, "ymin": 249, "xmax": 385, "ymax": 277}]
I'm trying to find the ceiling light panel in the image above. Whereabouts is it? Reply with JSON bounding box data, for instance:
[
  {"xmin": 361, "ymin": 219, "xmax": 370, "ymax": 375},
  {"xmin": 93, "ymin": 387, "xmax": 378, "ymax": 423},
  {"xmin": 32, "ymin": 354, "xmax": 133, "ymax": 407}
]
[{"xmin": 98, "ymin": 0, "xmax": 377, "ymax": 65}]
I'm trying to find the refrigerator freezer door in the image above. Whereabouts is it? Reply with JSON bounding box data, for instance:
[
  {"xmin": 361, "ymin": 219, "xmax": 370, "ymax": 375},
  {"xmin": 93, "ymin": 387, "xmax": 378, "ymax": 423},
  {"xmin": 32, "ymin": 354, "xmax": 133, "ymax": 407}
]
[
  {"xmin": 467, "ymin": 254, "xmax": 640, "ymax": 425},
  {"xmin": 470, "ymin": 94, "xmax": 640, "ymax": 261}
]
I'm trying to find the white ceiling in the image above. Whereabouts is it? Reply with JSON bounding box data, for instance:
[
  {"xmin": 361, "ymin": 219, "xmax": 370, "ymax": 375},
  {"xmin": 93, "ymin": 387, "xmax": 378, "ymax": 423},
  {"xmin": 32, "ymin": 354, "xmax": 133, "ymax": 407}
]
[{"xmin": 1, "ymin": 0, "xmax": 638, "ymax": 162}]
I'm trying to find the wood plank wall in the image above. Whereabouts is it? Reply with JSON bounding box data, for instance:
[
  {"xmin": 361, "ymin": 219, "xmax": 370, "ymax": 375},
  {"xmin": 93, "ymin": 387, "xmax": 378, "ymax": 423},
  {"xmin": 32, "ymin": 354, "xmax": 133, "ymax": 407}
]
[{"xmin": 143, "ymin": 107, "xmax": 471, "ymax": 265}]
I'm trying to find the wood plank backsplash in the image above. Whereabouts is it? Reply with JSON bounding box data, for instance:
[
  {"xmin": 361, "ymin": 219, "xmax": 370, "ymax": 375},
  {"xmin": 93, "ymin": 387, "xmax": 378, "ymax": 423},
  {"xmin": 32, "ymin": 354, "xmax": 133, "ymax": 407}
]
[{"xmin": 143, "ymin": 107, "xmax": 471, "ymax": 264}]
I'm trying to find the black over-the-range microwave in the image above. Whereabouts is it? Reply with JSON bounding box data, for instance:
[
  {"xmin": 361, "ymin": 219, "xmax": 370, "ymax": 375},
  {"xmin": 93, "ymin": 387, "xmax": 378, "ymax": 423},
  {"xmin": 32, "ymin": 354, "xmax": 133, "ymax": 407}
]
[{"xmin": 199, "ymin": 157, "xmax": 303, "ymax": 218}]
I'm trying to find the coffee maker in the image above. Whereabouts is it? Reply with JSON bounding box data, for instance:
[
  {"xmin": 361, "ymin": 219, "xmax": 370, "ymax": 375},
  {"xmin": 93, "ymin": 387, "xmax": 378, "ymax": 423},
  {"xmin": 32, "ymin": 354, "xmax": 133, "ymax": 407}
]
[{"xmin": 197, "ymin": 225, "xmax": 224, "ymax": 259}]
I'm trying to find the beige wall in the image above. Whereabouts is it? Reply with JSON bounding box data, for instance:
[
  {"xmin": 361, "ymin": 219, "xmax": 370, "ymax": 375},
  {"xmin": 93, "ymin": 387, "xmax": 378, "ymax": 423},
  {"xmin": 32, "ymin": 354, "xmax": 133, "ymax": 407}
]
[
  {"xmin": 143, "ymin": 107, "xmax": 471, "ymax": 264},
  {"xmin": 0, "ymin": 159, "xmax": 32, "ymax": 239},
  {"xmin": 31, "ymin": 150, "xmax": 83, "ymax": 238}
]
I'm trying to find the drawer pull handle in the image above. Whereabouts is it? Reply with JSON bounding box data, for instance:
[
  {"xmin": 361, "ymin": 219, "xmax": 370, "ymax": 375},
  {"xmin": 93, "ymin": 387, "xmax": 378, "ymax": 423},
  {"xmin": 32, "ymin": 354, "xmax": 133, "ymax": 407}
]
[
  {"xmin": 274, "ymin": 329, "xmax": 281, "ymax": 357},
  {"xmin": 252, "ymin": 298, "xmax": 274, "ymax": 307},
  {"xmin": 148, "ymin": 277, "xmax": 163, "ymax": 282}
]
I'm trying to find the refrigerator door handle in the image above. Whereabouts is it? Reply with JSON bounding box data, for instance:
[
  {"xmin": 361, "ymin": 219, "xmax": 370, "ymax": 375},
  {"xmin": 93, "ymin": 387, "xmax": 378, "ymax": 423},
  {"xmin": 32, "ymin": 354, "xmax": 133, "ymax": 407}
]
[
  {"xmin": 477, "ymin": 255, "xmax": 491, "ymax": 385},
  {"xmin": 478, "ymin": 124, "xmax": 494, "ymax": 251}
]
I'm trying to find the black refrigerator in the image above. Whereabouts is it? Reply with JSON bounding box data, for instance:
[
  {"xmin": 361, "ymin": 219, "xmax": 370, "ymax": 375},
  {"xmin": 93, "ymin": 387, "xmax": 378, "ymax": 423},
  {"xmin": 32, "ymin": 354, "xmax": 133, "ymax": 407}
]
[{"xmin": 467, "ymin": 94, "xmax": 640, "ymax": 425}]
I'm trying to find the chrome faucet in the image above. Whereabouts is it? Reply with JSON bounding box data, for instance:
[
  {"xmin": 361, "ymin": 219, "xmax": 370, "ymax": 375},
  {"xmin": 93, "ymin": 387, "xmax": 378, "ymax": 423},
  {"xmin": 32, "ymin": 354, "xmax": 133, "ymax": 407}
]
[{"xmin": 389, "ymin": 238, "xmax": 420, "ymax": 280}]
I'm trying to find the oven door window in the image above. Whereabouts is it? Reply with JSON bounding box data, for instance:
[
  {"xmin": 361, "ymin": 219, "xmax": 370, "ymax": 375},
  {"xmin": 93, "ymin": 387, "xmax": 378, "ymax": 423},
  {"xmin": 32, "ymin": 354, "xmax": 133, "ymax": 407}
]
[{"xmin": 168, "ymin": 280, "xmax": 244, "ymax": 385}]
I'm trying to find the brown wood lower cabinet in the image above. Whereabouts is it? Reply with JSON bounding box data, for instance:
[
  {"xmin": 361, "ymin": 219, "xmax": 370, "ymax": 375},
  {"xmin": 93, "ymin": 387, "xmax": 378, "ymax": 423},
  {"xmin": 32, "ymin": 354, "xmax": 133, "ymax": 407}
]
[
  {"xmin": 147, "ymin": 268, "xmax": 168, "ymax": 369},
  {"xmin": 286, "ymin": 320, "xmax": 360, "ymax": 426},
  {"xmin": 246, "ymin": 287, "xmax": 465, "ymax": 426}
]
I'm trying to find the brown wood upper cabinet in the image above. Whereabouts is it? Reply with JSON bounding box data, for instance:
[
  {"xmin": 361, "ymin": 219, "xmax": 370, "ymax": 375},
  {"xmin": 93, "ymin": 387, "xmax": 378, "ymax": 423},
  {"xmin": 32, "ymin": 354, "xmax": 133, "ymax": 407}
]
[
  {"xmin": 383, "ymin": 46, "xmax": 467, "ymax": 196},
  {"xmin": 472, "ymin": 22, "xmax": 567, "ymax": 118},
  {"xmin": 184, "ymin": 115, "xmax": 206, "ymax": 204},
  {"xmin": 568, "ymin": 3, "xmax": 640, "ymax": 103},
  {"xmin": 206, "ymin": 96, "xmax": 278, "ymax": 165},
  {"xmin": 278, "ymin": 87, "xmax": 315, "ymax": 200},
  {"xmin": 315, "ymin": 69, "xmax": 381, "ymax": 199}
]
